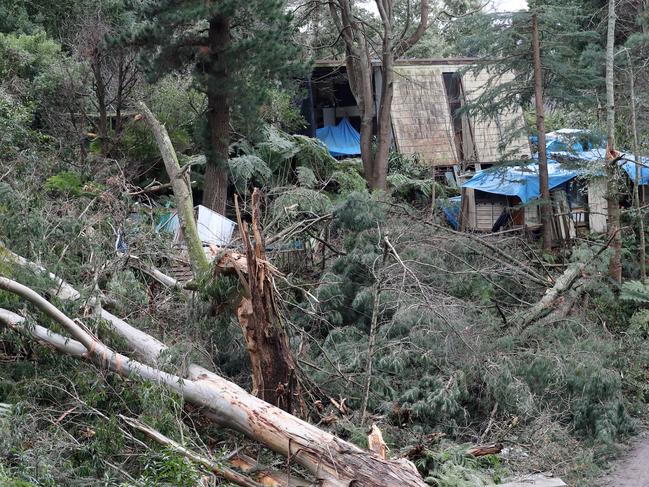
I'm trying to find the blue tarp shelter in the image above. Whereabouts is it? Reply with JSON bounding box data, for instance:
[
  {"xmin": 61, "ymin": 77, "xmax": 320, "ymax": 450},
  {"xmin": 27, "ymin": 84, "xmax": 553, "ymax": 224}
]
[
  {"xmin": 316, "ymin": 118, "xmax": 361, "ymax": 157},
  {"xmin": 462, "ymin": 161, "xmax": 580, "ymax": 203}
]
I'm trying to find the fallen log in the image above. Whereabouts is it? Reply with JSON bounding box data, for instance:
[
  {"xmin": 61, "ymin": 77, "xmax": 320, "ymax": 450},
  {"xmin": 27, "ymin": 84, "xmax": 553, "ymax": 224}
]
[
  {"xmin": 517, "ymin": 264, "xmax": 584, "ymax": 328},
  {"xmin": 0, "ymin": 274, "xmax": 427, "ymax": 486}
]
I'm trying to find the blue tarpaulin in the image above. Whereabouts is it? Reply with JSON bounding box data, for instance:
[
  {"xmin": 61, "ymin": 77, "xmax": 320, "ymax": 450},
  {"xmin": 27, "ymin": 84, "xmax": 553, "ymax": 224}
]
[
  {"xmin": 550, "ymin": 147, "xmax": 649, "ymax": 185},
  {"xmin": 462, "ymin": 161, "xmax": 580, "ymax": 203},
  {"xmin": 316, "ymin": 118, "xmax": 361, "ymax": 157},
  {"xmin": 622, "ymin": 155, "xmax": 649, "ymax": 184},
  {"xmin": 440, "ymin": 196, "xmax": 461, "ymax": 230}
]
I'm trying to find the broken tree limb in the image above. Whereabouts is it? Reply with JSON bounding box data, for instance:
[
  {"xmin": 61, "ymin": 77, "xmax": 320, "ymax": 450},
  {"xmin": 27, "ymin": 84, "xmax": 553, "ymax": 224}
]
[
  {"xmin": 128, "ymin": 255, "xmax": 181, "ymax": 288},
  {"xmin": 137, "ymin": 102, "xmax": 209, "ymax": 277},
  {"xmin": 0, "ymin": 308, "xmax": 87, "ymax": 358},
  {"xmin": 0, "ymin": 273, "xmax": 427, "ymax": 486},
  {"xmin": 230, "ymin": 453, "xmax": 311, "ymax": 487},
  {"xmin": 467, "ymin": 444, "xmax": 503, "ymax": 457},
  {"xmin": 119, "ymin": 415, "xmax": 263, "ymax": 487},
  {"xmin": 518, "ymin": 264, "xmax": 584, "ymax": 328}
]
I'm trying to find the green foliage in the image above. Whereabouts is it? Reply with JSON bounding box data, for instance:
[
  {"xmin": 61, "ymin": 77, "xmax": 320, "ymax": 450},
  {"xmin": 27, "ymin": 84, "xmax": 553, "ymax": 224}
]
[
  {"xmin": 0, "ymin": 92, "xmax": 35, "ymax": 156},
  {"xmin": 330, "ymin": 159, "xmax": 367, "ymax": 194},
  {"xmin": 43, "ymin": 171, "xmax": 84, "ymax": 196},
  {"xmin": 139, "ymin": 448, "xmax": 201, "ymax": 487},
  {"xmin": 263, "ymin": 86, "xmax": 306, "ymax": 132},
  {"xmin": 415, "ymin": 446, "xmax": 494, "ymax": 486},
  {"xmin": 43, "ymin": 171, "xmax": 105, "ymax": 197},
  {"xmin": 271, "ymin": 187, "xmax": 332, "ymax": 224},
  {"xmin": 125, "ymin": 0, "xmax": 307, "ymax": 165},
  {"xmin": 120, "ymin": 75, "xmax": 200, "ymax": 166},
  {"xmin": 387, "ymin": 173, "xmax": 436, "ymax": 199},
  {"xmin": 296, "ymin": 166, "xmax": 317, "ymax": 188},
  {"xmin": 106, "ymin": 270, "xmax": 149, "ymax": 316},
  {"xmin": 0, "ymin": 30, "xmax": 60, "ymax": 80},
  {"xmin": 228, "ymin": 154, "xmax": 272, "ymax": 193},
  {"xmin": 620, "ymin": 280, "xmax": 649, "ymax": 304},
  {"xmin": 453, "ymin": 1, "xmax": 601, "ymax": 146}
]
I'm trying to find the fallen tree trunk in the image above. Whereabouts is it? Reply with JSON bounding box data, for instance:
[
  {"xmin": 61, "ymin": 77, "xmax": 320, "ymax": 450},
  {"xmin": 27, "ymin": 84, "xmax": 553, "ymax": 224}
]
[
  {"xmin": 518, "ymin": 264, "xmax": 584, "ymax": 328},
  {"xmin": 137, "ymin": 102, "xmax": 209, "ymax": 277},
  {"xmin": 0, "ymin": 273, "xmax": 426, "ymax": 486}
]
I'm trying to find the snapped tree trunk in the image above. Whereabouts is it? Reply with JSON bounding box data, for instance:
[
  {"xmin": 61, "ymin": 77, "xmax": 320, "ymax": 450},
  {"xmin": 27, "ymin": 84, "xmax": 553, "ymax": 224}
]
[
  {"xmin": 0, "ymin": 269, "xmax": 427, "ymax": 487},
  {"xmin": 137, "ymin": 102, "xmax": 210, "ymax": 277},
  {"xmin": 232, "ymin": 189, "xmax": 302, "ymax": 413},
  {"xmin": 202, "ymin": 14, "xmax": 230, "ymax": 215},
  {"xmin": 531, "ymin": 12, "xmax": 553, "ymax": 251},
  {"xmin": 605, "ymin": 0, "xmax": 622, "ymax": 283}
]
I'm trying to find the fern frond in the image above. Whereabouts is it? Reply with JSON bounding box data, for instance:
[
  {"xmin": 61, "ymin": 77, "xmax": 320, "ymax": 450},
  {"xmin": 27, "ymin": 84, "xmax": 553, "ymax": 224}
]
[
  {"xmin": 228, "ymin": 154, "xmax": 271, "ymax": 192},
  {"xmin": 620, "ymin": 280, "xmax": 649, "ymax": 304}
]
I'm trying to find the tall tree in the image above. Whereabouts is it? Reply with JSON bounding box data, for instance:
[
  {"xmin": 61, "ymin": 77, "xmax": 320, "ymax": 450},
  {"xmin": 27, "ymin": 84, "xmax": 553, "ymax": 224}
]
[
  {"xmin": 127, "ymin": 0, "xmax": 304, "ymax": 214},
  {"xmin": 531, "ymin": 11, "xmax": 553, "ymax": 250},
  {"xmin": 328, "ymin": 0, "xmax": 429, "ymax": 191},
  {"xmin": 605, "ymin": 0, "xmax": 622, "ymax": 282}
]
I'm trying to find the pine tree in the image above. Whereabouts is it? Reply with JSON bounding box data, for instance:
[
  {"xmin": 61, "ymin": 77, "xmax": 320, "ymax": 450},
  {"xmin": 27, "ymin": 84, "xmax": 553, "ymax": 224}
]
[
  {"xmin": 126, "ymin": 0, "xmax": 305, "ymax": 214},
  {"xmin": 451, "ymin": 0, "xmax": 599, "ymax": 246}
]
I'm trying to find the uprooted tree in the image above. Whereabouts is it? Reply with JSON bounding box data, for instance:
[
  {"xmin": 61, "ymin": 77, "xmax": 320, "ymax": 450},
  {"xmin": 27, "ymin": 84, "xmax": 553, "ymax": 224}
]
[{"xmin": 0, "ymin": 246, "xmax": 427, "ymax": 487}]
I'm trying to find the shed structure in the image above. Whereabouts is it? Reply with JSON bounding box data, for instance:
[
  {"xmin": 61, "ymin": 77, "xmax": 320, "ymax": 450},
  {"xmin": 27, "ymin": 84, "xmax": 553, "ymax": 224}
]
[{"xmin": 304, "ymin": 59, "xmax": 531, "ymax": 170}]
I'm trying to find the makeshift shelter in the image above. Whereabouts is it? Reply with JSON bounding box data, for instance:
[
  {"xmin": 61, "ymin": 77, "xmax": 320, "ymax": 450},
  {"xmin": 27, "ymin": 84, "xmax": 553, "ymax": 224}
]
[
  {"xmin": 544, "ymin": 129, "xmax": 601, "ymax": 153},
  {"xmin": 460, "ymin": 161, "xmax": 592, "ymax": 237},
  {"xmin": 304, "ymin": 59, "xmax": 530, "ymax": 170},
  {"xmin": 315, "ymin": 117, "xmax": 361, "ymax": 157}
]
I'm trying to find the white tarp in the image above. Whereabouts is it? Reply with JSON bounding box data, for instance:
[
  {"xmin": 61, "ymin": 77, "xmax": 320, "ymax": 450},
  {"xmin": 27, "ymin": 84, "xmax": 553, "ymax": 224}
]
[{"xmin": 196, "ymin": 205, "xmax": 236, "ymax": 246}]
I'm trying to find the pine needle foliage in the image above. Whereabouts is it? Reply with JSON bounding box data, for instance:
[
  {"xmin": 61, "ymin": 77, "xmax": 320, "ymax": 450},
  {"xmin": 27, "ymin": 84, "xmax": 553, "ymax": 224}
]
[{"xmin": 452, "ymin": 0, "xmax": 600, "ymax": 141}]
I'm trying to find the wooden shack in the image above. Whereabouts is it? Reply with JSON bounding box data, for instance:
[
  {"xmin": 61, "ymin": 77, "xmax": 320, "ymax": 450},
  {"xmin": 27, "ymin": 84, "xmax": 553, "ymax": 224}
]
[{"xmin": 304, "ymin": 59, "xmax": 531, "ymax": 171}]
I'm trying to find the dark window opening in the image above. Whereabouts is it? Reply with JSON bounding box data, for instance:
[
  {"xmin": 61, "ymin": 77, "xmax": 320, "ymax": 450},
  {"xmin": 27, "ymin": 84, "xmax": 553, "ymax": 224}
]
[
  {"xmin": 306, "ymin": 66, "xmax": 377, "ymax": 135},
  {"xmin": 442, "ymin": 72, "xmax": 476, "ymax": 167}
]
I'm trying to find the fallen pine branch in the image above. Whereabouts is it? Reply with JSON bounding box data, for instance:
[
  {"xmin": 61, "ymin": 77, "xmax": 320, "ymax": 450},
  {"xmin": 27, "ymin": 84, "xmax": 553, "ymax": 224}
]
[{"xmin": 517, "ymin": 264, "xmax": 584, "ymax": 328}]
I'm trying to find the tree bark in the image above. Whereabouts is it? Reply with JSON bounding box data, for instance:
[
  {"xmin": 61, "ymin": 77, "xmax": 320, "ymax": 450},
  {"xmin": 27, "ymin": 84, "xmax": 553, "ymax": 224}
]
[
  {"xmin": 137, "ymin": 102, "xmax": 210, "ymax": 277},
  {"xmin": 330, "ymin": 0, "xmax": 429, "ymax": 191},
  {"xmin": 605, "ymin": 0, "xmax": 622, "ymax": 282},
  {"xmin": 531, "ymin": 12, "xmax": 553, "ymax": 251},
  {"xmin": 0, "ymin": 276, "xmax": 426, "ymax": 487},
  {"xmin": 233, "ymin": 190, "xmax": 302, "ymax": 413},
  {"xmin": 203, "ymin": 14, "xmax": 231, "ymax": 215},
  {"xmin": 518, "ymin": 264, "xmax": 583, "ymax": 327}
]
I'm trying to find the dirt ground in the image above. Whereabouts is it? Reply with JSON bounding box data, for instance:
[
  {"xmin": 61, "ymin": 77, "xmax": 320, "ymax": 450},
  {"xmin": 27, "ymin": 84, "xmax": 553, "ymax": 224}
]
[{"xmin": 598, "ymin": 432, "xmax": 649, "ymax": 486}]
